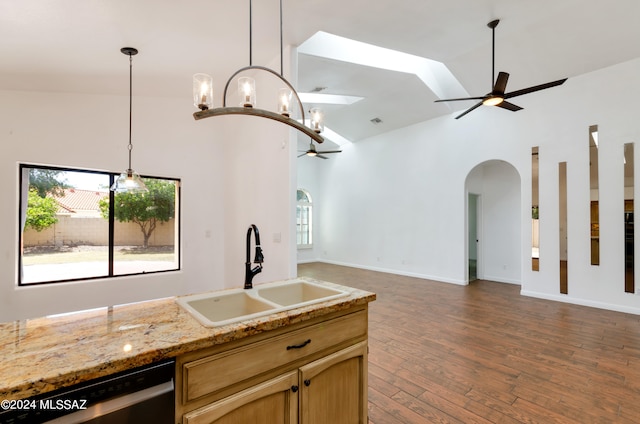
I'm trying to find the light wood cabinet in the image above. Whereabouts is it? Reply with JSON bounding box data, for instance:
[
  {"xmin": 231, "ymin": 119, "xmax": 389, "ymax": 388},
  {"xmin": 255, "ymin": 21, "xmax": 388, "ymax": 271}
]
[
  {"xmin": 300, "ymin": 342, "xmax": 367, "ymax": 424},
  {"xmin": 183, "ymin": 371, "xmax": 299, "ymax": 424},
  {"xmin": 176, "ymin": 306, "xmax": 369, "ymax": 424}
]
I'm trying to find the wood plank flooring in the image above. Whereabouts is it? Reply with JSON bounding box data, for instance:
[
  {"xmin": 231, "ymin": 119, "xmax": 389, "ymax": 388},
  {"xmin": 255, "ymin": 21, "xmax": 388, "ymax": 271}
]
[{"xmin": 298, "ymin": 262, "xmax": 640, "ymax": 423}]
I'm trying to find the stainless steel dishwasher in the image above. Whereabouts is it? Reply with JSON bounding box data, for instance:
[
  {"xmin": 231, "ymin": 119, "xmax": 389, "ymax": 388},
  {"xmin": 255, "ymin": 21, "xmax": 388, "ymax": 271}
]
[{"xmin": 1, "ymin": 359, "xmax": 174, "ymax": 424}]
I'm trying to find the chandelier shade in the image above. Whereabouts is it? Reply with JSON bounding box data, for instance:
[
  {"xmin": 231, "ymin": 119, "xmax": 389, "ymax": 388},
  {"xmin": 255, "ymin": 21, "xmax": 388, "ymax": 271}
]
[
  {"xmin": 193, "ymin": 73, "xmax": 213, "ymax": 110},
  {"xmin": 112, "ymin": 170, "xmax": 147, "ymax": 193}
]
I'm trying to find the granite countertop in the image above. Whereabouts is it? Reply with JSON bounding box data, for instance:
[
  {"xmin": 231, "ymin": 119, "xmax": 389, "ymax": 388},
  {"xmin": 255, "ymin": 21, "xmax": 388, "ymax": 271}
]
[{"xmin": 0, "ymin": 277, "xmax": 375, "ymax": 401}]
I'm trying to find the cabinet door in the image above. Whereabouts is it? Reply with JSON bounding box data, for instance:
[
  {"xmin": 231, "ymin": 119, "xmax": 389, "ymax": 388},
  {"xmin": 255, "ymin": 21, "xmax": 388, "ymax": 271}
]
[
  {"xmin": 183, "ymin": 371, "xmax": 298, "ymax": 424},
  {"xmin": 299, "ymin": 341, "xmax": 368, "ymax": 424}
]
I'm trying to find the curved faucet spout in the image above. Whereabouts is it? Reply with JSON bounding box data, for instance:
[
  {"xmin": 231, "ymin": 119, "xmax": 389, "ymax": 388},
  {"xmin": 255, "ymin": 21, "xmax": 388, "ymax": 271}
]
[{"xmin": 245, "ymin": 224, "xmax": 264, "ymax": 289}]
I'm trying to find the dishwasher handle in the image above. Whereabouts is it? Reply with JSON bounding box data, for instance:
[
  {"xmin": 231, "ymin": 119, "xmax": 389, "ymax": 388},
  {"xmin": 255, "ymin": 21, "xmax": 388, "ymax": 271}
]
[{"xmin": 45, "ymin": 379, "xmax": 174, "ymax": 424}]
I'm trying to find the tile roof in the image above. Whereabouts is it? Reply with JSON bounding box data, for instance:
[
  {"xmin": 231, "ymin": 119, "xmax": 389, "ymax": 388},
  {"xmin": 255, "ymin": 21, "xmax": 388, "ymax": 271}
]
[{"xmin": 52, "ymin": 188, "xmax": 108, "ymax": 214}]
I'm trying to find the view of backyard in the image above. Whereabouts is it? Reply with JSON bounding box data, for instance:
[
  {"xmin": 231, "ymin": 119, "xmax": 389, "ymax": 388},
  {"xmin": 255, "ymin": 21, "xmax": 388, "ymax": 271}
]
[
  {"xmin": 20, "ymin": 166, "xmax": 180, "ymax": 284},
  {"xmin": 22, "ymin": 245, "xmax": 177, "ymax": 283},
  {"xmin": 23, "ymin": 245, "xmax": 175, "ymax": 264}
]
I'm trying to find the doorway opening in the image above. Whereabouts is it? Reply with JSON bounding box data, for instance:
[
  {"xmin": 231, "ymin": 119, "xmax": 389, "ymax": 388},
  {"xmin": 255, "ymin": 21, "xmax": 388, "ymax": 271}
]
[
  {"xmin": 468, "ymin": 193, "xmax": 479, "ymax": 281},
  {"xmin": 465, "ymin": 160, "xmax": 522, "ymax": 285}
]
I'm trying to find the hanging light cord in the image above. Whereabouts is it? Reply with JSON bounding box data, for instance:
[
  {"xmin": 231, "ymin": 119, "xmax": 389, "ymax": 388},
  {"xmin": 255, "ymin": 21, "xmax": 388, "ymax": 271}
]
[
  {"xmin": 249, "ymin": 0, "xmax": 283, "ymax": 76},
  {"xmin": 280, "ymin": 0, "xmax": 283, "ymax": 76},
  {"xmin": 127, "ymin": 52, "xmax": 133, "ymax": 172},
  {"xmin": 249, "ymin": 0, "xmax": 253, "ymax": 67},
  {"xmin": 491, "ymin": 23, "xmax": 495, "ymax": 88}
]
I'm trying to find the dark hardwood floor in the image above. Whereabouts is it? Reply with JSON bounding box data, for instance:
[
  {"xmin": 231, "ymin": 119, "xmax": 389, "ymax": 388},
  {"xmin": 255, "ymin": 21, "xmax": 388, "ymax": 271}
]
[{"xmin": 298, "ymin": 262, "xmax": 640, "ymax": 424}]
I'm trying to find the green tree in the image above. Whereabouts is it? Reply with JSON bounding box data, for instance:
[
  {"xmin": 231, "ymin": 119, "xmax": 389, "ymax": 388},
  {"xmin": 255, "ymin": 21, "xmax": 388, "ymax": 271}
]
[
  {"xmin": 29, "ymin": 169, "xmax": 68, "ymax": 197},
  {"xmin": 22, "ymin": 168, "xmax": 68, "ymax": 234},
  {"xmin": 25, "ymin": 189, "xmax": 59, "ymax": 231},
  {"xmin": 99, "ymin": 179, "xmax": 176, "ymax": 248}
]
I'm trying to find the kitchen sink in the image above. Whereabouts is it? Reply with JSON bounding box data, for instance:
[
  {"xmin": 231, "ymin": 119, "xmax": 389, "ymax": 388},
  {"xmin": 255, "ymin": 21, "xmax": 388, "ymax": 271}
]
[
  {"xmin": 177, "ymin": 279, "xmax": 349, "ymax": 327},
  {"xmin": 257, "ymin": 281, "xmax": 346, "ymax": 307},
  {"xmin": 177, "ymin": 291, "xmax": 278, "ymax": 327}
]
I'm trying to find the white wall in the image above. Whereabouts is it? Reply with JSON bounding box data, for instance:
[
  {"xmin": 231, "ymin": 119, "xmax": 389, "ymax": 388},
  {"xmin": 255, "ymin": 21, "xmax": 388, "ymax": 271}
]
[
  {"xmin": 0, "ymin": 80, "xmax": 295, "ymax": 320},
  {"xmin": 219, "ymin": 50, "xmax": 298, "ymax": 288},
  {"xmin": 311, "ymin": 57, "xmax": 640, "ymax": 315},
  {"xmin": 220, "ymin": 114, "xmax": 295, "ymax": 289}
]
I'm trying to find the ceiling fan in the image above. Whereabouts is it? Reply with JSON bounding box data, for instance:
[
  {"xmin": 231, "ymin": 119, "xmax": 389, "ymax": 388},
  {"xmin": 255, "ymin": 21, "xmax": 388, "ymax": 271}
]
[
  {"xmin": 435, "ymin": 19, "xmax": 568, "ymax": 119},
  {"xmin": 298, "ymin": 142, "xmax": 342, "ymax": 159}
]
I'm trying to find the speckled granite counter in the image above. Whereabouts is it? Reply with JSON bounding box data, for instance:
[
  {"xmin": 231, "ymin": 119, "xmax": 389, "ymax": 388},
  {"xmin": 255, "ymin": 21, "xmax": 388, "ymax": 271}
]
[{"xmin": 0, "ymin": 277, "xmax": 375, "ymax": 400}]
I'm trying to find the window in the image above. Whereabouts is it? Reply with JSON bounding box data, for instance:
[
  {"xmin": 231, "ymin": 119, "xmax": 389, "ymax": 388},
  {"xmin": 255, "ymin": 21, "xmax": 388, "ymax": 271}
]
[
  {"xmin": 19, "ymin": 164, "xmax": 180, "ymax": 285},
  {"xmin": 296, "ymin": 189, "xmax": 312, "ymax": 248}
]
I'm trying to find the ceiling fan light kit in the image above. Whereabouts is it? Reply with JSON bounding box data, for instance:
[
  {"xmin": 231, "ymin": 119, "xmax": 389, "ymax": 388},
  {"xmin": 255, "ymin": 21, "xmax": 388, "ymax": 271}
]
[
  {"xmin": 192, "ymin": 0, "xmax": 324, "ymax": 144},
  {"xmin": 435, "ymin": 19, "xmax": 568, "ymax": 119},
  {"xmin": 482, "ymin": 96, "xmax": 504, "ymax": 106},
  {"xmin": 298, "ymin": 141, "xmax": 342, "ymax": 160}
]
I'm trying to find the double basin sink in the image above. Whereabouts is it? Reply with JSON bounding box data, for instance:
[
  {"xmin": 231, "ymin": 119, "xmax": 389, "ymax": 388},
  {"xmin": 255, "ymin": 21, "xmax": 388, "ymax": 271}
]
[{"xmin": 176, "ymin": 279, "xmax": 348, "ymax": 327}]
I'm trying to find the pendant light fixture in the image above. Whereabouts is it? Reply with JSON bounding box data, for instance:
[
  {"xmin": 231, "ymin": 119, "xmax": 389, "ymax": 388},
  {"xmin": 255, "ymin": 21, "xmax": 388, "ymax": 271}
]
[
  {"xmin": 111, "ymin": 47, "xmax": 148, "ymax": 193},
  {"xmin": 191, "ymin": 0, "xmax": 324, "ymax": 144}
]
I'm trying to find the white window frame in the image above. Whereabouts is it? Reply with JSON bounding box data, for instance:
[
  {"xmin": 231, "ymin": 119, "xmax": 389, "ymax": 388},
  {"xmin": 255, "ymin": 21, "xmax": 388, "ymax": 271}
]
[{"xmin": 297, "ymin": 189, "xmax": 313, "ymax": 249}]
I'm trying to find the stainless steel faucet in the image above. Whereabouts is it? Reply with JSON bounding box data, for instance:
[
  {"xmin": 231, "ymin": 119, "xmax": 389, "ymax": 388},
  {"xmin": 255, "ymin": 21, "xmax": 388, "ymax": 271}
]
[{"xmin": 244, "ymin": 224, "xmax": 264, "ymax": 289}]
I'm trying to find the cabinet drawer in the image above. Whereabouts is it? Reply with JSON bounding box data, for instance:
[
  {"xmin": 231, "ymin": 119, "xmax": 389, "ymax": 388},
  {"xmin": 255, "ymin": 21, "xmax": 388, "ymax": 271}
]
[{"xmin": 183, "ymin": 310, "xmax": 366, "ymax": 402}]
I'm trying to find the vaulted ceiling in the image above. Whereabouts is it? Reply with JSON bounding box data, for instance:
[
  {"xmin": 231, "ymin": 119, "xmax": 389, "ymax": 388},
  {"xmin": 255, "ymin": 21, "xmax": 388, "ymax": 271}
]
[{"xmin": 2, "ymin": 0, "xmax": 639, "ymax": 151}]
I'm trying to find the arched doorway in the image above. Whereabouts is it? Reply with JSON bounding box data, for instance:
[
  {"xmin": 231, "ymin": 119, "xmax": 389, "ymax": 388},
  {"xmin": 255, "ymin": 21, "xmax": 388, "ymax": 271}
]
[{"xmin": 465, "ymin": 160, "xmax": 522, "ymax": 284}]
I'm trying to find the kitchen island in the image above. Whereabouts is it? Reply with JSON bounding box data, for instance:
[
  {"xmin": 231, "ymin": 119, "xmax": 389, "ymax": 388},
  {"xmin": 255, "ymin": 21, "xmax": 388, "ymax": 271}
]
[{"xmin": 0, "ymin": 277, "xmax": 375, "ymax": 422}]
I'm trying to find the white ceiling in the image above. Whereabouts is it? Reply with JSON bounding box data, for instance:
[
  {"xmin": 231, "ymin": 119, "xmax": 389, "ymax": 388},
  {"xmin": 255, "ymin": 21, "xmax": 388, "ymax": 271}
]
[{"xmin": 2, "ymin": 0, "xmax": 640, "ymax": 151}]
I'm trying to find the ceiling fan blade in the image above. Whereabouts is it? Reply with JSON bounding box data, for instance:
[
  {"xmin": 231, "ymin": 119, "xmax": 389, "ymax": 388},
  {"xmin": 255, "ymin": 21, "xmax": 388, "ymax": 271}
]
[
  {"xmin": 318, "ymin": 150, "xmax": 342, "ymax": 154},
  {"xmin": 435, "ymin": 96, "xmax": 485, "ymax": 103},
  {"xmin": 455, "ymin": 101, "xmax": 483, "ymax": 119},
  {"xmin": 316, "ymin": 154, "xmax": 329, "ymax": 160},
  {"xmin": 297, "ymin": 153, "xmax": 308, "ymax": 158},
  {"xmin": 496, "ymin": 101, "xmax": 522, "ymax": 112},
  {"xmin": 504, "ymin": 78, "xmax": 568, "ymax": 99},
  {"xmin": 493, "ymin": 72, "xmax": 509, "ymax": 95}
]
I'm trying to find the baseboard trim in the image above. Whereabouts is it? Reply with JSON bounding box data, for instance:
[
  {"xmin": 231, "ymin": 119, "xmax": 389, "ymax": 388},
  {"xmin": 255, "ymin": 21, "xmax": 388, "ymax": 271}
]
[
  {"xmin": 481, "ymin": 274, "xmax": 521, "ymax": 285},
  {"xmin": 521, "ymin": 289, "xmax": 640, "ymax": 315},
  {"xmin": 296, "ymin": 259, "xmax": 318, "ymax": 265}
]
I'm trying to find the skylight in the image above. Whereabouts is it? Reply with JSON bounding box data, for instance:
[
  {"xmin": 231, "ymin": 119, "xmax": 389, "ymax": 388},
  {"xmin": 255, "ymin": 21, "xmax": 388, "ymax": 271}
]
[
  {"xmin": 296, "ymin": 31, "xmax": 468, "ymax": 145},
  {"xmin": 298, "ymin": 31, "xmax": 468, "ymax": 102},
  {"xmin": 319, "ymin": 126, "xmax": 351, "ymax": 147}
]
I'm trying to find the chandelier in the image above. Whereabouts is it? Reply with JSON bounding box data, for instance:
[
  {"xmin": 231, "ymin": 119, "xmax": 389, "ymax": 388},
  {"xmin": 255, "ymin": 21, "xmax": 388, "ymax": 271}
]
[{"xmin": 191, "ymin": 0, "xmax": 324, "ymax": 144}]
